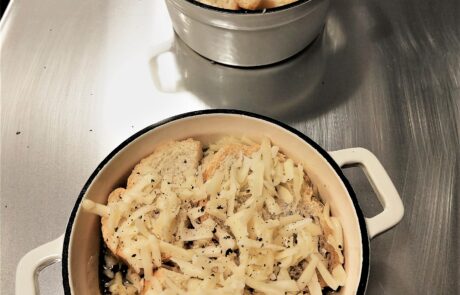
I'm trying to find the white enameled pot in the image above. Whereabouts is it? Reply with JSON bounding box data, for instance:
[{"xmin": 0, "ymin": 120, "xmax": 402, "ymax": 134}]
[
  {"xmin": 164, "ymin": 0, "xmax": 330, "ymax": 67},
  {"xmin": 16, "ymin": 110, "xmax": 404, "ymax": 294}
]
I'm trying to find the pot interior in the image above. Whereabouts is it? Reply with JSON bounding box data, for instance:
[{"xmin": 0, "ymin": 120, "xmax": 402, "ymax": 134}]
[{"xmin": 66, "ymin": 112, "xmax": 367, "ymax": 294}]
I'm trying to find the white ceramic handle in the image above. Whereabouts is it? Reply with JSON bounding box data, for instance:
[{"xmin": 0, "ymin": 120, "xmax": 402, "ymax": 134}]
[
  {"xmin": 329, "ymin": 148, "xmax": 404, "ymax": 239},
  {"xmin": 16, "ymin": 234, "xmax": 64, "ymax": 295}
]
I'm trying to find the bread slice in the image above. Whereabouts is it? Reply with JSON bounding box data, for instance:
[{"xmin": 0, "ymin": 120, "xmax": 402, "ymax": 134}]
[
  {"xmin": 127, "ymin": 138, "xmax": 202, "ymax": 189},
  {"xmin": 200, "ymin": 0, "xmax": 240, "ymax": 9},
  {"xmin": 101, "ymin": 139, "xmax": 202, "ymax": 272},
  {"xmin": 236, "ymin": 0, "xmax": 261, "ymax": 10}
]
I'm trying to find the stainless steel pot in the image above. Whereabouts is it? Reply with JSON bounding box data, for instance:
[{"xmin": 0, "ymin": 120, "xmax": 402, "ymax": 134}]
[
  {"xmin": 165, "ymin": 0, "xmax": 330, "ymax": 66},
  {"xmin": 16, "ymin": 110, "xmax": 404, "ymax": 294}
]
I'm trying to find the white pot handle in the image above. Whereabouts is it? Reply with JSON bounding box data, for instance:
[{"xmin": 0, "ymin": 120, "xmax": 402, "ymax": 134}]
[
  {"xmin": 329, "ymin": 148, "xmax": 404, "ymax": 239},
  {"xmin": 16, "ymin": 234, "xmax": 64, "ymax": 295}
]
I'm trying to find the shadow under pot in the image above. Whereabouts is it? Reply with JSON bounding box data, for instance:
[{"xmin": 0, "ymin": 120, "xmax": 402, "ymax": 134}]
[{"xmin": 149, "ymin": 34, "xmax": 327, "ymax": 120}]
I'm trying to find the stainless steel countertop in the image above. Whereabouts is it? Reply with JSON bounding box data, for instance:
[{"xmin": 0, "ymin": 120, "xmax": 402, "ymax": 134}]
[{"xmin": 1, "ymin": 0, "xmax": 459, "ymax": 294}]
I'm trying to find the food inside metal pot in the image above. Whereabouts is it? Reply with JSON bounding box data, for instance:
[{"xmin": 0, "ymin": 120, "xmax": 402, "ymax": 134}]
[
  {"xmin": 198, "ymin": 0, "xmax": 298, "ymax": 10},
  {"xmin": 83, "ymin": 137, "xmax": 346, "ymax": 294}
]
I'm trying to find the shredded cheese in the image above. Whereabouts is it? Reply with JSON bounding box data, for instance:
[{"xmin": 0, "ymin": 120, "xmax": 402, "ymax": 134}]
[{"xmin": 86, "ymin": 137, "xmax": 346, "ymax": 294}]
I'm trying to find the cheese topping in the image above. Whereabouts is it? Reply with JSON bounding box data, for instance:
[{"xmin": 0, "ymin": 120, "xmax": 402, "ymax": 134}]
[{"xmin": 84, "ymin": 137, "xmax": 347, "ymax": 294}]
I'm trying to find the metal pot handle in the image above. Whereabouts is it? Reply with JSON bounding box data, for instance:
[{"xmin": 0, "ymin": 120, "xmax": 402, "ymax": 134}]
[
  {"xmin": 329, "ymin": 148, "xmax": 404, "ymax": 239},
  {"xmin": 16, "ymin": 234, "xmax": 64, "ymax": 294}
]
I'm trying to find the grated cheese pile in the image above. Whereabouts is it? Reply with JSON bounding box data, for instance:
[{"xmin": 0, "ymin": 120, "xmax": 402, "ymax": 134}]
[{"xmin": 83, "ymin": 137, "xmax": 346, "ymax": 295}]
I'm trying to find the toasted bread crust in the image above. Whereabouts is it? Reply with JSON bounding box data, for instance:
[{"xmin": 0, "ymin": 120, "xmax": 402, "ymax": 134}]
[
  {"xmin": 259, "ymin": 0, "xmax": 297, "ymax": 8},
  {"xmin": 200, "ymin": 0, "xmax": 239, "ymax": 9},
  {"xmin": 202, "ymin": 143, "xmax": 259, "ymax": 181},
  {"xmin": 236, "ymin": 0, "xmax": 261, "ymax": 10}
]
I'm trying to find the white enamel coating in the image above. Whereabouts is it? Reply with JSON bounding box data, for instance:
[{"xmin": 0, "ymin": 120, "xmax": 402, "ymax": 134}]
[
  {"xmin": 329, "ymin": 148, "xmax": 405, "ymax": 239},
  {"xmin": 15, "ymin": 235, "xmax": 64, "ymax": 295}
]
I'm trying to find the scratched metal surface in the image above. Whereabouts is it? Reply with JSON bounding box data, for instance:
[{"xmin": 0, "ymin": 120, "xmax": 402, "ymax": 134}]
[{"xmin": 1, "ymin": 0, "xmax": 459, "ymax": 294}]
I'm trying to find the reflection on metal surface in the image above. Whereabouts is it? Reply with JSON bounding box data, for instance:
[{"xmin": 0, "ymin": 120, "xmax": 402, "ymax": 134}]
[
  {"xmin": 150, "ymin": 6, "xmax": 369, "ymax": 124},
  {"xmin": 1, "ymin": 0, "xmax": 459, "ymax": 294},
  {"xmin": 151, "ymin": 50, "xmax": 183, "ymax": 93},
  {"xmin": 325, "ymin": 13, "xmax": 346, "ymax": 52},
  {"xmin": 156, "ymin": 52, "xmax": 182, "ymax": 92},
  {"xmin": 151, "ymin": 33, "xmax": 327, "ymax": 118}
]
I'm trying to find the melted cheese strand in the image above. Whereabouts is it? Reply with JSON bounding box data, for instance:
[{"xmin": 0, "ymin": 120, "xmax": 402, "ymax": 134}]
[
  {"xmin": 307, "ymin": 272, "xmax": 322, "ymax": 295},
  {"xmin": 297, "ymin": 254, "xmax": 319, "ymax": 290},
  {"xmin": 316, "ymin": 256, "xmax": 339, "ymax": 290},
  {"xmin": 82, "ymin": 199, "xmax": 109, "ymax": 217}
]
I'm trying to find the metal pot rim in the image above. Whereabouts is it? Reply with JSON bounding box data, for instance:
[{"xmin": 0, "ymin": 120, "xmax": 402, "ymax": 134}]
[{"xmin": 62, "ymin": 109, "xmax": 370, "ymax": 294}]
